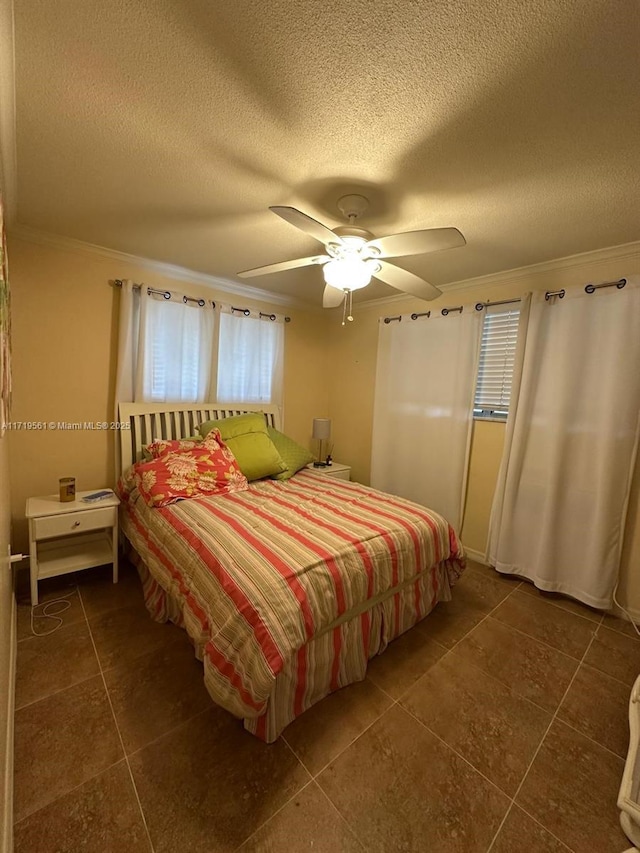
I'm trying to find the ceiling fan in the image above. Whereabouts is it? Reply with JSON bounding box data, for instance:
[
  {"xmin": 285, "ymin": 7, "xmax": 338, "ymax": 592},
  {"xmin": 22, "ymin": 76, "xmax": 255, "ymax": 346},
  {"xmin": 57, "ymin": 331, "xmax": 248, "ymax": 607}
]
[{"xmin": 237, "ymin": 194, "xmax": 465, "ymax": 312}]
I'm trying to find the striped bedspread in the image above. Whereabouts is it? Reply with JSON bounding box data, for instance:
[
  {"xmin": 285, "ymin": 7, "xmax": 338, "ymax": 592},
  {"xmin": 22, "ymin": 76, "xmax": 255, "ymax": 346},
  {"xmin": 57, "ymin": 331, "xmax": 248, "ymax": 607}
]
[{"xmin": 119, "ymin": 469, "xmax": 465, "ymax": 722}]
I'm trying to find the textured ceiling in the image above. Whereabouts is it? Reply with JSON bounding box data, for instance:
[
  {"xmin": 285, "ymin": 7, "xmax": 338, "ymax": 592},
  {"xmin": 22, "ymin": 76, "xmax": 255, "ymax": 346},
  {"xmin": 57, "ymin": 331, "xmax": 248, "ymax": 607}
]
[{"xmin": 12, "ymin": 0, "xmax": 640, "ymax": 305}]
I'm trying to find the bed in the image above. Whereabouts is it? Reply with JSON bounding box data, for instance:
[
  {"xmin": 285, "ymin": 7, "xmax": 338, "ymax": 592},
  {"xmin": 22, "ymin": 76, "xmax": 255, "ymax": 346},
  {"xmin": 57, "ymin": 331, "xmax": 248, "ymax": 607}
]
[{"xmin": 117, "ymin": 402, "xmax": 466, "ymax": 742}]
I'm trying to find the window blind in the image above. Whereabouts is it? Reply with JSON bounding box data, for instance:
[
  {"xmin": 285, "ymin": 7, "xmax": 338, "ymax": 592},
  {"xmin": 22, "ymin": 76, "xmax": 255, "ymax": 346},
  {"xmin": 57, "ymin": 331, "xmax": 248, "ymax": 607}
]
[{"xmin": 473, "ymin": 307, "xmax": 520, "ymax": 418}]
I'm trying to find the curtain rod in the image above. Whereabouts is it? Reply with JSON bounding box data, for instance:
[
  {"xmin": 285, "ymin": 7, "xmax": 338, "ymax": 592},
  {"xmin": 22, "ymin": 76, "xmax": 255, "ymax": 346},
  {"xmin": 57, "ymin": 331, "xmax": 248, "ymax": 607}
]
[
  {"xmin": 112, "ymin": 279, "xmax": 291, "ymax": 321},
  {"xmin": 546, "ymin": 278, "xmax": 627, "ymax": 301},
  {"xmin": 231, "ymin": 305, "xmax": 291, "ymax": 322},
  {"xmin": 584, "ymin": 278, "xmax": 626, "ymax": 294},
  {"xmin": 382, "ymin": 307, "xmax": 458, "ymax": 323},
  {"xmin": 383, "ymin": 277, "xmax": 629, "ymax": 323},
  {"xmin": 112, "ymin": 279, "xmax": 213, "ymax": 307},
  {"xmin": 475, "ymin": 297, "xmax": 521, "ymax": 311}
]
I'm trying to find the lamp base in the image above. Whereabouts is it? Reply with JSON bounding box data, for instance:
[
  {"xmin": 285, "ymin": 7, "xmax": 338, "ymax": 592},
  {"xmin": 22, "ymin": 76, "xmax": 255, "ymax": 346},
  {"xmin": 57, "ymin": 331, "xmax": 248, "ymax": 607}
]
[{"xmin": 313, "ymin": 462, "xmax": 327, "ymax": 468}]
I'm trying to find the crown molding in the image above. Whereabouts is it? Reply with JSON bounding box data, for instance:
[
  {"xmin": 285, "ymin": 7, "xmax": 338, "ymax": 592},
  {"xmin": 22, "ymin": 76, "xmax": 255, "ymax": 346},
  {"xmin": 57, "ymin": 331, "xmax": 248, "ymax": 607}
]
[
  {"xmin": 0, "ymin": 0, "xmax": 17, "ymax": 224},
  {"xmin": 9, "ymin": 224, "xmax": 319, "ymax": 310},
  {"xmin": 9, "ymin": 224, "xmax": 638, "ymax": 314},
  {"xmin": 361, "ymin": 240, "xmax": 640, "ymax": 310}
]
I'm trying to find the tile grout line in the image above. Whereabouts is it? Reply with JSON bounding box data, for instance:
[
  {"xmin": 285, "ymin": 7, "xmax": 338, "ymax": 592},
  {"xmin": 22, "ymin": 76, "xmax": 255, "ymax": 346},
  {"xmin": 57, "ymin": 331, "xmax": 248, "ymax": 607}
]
[
  {"xmin": 515, "ymin": 587, "xmax": 604, "ymax": 627},
  {"xmin": 481, "ymin": 615, "xmax": 593, "ymax": 664},
  {"xmin": 229, "ymin": 777, "xmax": 316, "ymax": 853},
  {"xmin": 579, "ymin": 657, "xmax": 636, "ymax": 691},
  {"xmin": 13, "ymin": 588, "xmax": 128, "ymax": 826},
  {"xmin": 513, "ymin": 805, "xmax": 581, "ymax": 853},
  {"xmin": 20, "ymin": 582, "xmax": 86, "ymax": 642},
  {"xmin": 280, "ymin": 582, "xmax": 520, "ymax": 784},
  {"xmin": 287, "ymin": 695, "xmax": 398, "ymax": 782},
  {"xmin": 216, "ymin": 573, "xmax": 619, "ymax": 851},
  {"xmin": 313, "ymin": 780, "xmax": 369, "ymax": 852},
  {"xmin": 485, "ymin": 611, "xmax": 605, "ymax": 853},
  {"xmin": 392, "ymin": 581, "xmax": 523, "ymax": 706},
  {"xmin": 124, "ymin": 704, "xmax": 214, "ymax": 762},
  {"xmin": 470, "ymin": 564, "xmax": 632, "ymax": 634},
  {"xmin": 398, "ymin": 609, "xmax": 621, "ymax": 847},
  {"xmin": 13, "ymin": 759, "xmax": 135, "ymax": 827},
  {"xmin": 553, "ymin": 715, "xmax": 628, "ymax": 763},
  {"xmin": 15, "ymin": 669, "xmax": 101, "ymax": 713},
  {"xmin": 303, "ymin": 582, "xmax": 526, "ymax": 786},
  {"xmin": 77, "ymin": 587, "xmax": 157, "ymax": 853},
  {"xmin": 399, "ymin": 588, "xmax": 603, "ymax": 717},
  {"xmin": 400, "ymin": 703, "xmax": 516, "ymax": 801}
]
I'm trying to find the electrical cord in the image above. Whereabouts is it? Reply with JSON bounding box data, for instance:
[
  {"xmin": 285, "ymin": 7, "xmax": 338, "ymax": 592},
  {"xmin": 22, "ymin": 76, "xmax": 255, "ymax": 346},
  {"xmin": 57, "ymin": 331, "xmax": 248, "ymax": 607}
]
[
  {"xmin": 612, "ymin": 579, "xmax": 640, "ymax": 638},
  {"xmin": 30, "ymin": 587, "xmax": 78, "ymax": 636}
]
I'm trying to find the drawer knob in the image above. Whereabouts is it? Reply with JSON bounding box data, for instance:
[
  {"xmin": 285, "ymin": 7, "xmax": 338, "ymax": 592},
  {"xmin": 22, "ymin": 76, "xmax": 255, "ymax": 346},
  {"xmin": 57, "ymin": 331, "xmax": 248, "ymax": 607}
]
[{"xmin": 72, "ymin": 520, "xmax": 81, "ymax": 528}]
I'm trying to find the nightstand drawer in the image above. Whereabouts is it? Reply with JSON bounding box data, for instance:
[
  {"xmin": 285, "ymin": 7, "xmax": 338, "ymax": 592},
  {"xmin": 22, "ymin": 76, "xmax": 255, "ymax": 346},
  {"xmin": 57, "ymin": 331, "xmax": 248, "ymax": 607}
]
[
  {"xmin": 33, "ymin": 506, "xmax": 117, "ymax": 540},
  {"xmin": 323, "ymin": 468, "xmax": 350, "ymax": 480},
  {"xmin": 306, "ymin": 462, "xmax": 351, "ymax": 481}
]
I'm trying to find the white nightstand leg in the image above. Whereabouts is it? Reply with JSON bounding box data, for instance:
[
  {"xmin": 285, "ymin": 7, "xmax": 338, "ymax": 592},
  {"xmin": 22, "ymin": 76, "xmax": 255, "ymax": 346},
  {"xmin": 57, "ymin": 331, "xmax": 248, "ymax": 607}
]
[
  {"xmin": 28, "ymin": 518, "xmax": 39, "ymax": 606},
  {"xmin": 112, "ymin": 522, "xmax": 119, "ymax": 584}
]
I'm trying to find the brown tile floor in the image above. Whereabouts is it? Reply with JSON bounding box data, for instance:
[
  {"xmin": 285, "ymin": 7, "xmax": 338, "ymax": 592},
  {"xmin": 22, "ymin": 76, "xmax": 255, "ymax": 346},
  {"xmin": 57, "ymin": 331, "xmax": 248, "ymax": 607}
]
[{"xmin": 13, "ymin": 559, "xmax": 634, "ymax": 852}]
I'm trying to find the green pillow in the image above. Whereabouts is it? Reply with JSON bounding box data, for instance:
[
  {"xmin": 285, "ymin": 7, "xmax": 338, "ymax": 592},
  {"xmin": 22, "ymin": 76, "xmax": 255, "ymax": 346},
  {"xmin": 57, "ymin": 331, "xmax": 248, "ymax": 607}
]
[
  {"xmin": 267, "ymin": 427, "xmax": 314, "ymax": 480},
  {"xmin": 198, "ymin": 413, "xmax": 286, "ymax": 481},
  {"xmin": 198, "ymin": 412, "xmax": 267, "ymax": 441}
]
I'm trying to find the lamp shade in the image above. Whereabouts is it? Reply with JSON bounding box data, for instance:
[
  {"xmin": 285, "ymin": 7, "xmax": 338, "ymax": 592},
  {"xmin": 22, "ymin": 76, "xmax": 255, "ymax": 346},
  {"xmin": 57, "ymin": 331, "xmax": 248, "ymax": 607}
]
[{"xmin": 312, "ymin": 418, "xmax": 331, "ymax": 440}]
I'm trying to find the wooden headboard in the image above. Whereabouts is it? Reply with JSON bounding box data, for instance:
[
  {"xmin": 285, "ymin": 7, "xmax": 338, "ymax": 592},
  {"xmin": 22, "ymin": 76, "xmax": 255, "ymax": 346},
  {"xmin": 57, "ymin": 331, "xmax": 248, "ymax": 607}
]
[{"xmin": 117, "ymin": 402, "xmax": 282, "ymax": 475}]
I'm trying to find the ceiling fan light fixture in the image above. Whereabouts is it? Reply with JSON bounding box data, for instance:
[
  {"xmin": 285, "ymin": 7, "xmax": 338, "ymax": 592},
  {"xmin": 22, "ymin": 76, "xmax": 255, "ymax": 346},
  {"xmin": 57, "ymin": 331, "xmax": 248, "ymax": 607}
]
[{"xmin": 323, "ymin": 257, "xmax": 373, "ymax": 292}]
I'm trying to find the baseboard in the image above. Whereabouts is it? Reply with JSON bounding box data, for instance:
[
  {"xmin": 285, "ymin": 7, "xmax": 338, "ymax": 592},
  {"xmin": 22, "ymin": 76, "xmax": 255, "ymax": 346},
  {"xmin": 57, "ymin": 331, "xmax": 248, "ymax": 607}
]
[
  {"xmin": 1, "ymin": 578, "xmax": 16, "ymax": 853},
  {"xmin": 462, "ymin": 546, "xmax": 490, "ymax": 565}
]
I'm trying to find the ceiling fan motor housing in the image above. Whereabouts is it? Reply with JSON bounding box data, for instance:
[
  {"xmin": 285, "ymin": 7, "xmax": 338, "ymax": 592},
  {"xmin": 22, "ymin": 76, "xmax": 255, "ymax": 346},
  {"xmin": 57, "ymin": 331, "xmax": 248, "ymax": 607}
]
[{"xmin": 331, "ymin": 225, "xmax": 374, "ymax": 241}]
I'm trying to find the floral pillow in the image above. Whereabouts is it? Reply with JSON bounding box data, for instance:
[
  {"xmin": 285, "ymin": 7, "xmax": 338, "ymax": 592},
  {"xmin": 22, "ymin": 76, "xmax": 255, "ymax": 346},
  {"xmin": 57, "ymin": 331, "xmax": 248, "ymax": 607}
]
[
  {"xmin": 145, "ymin": 435, "xmax": 203, "ymax": 460},
  {"xmin": 133, "ymin": 430, "xmax": 248, "ymax": 507}
]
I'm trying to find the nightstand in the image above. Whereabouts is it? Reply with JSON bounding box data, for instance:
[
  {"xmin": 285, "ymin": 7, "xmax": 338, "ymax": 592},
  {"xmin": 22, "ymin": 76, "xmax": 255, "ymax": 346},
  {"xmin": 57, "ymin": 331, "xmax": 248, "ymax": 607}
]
[
  {"xmin": 26, "ymin": 490, "xmax": 120, "ymax": 605},
  {"xmin": 305, "ymin": 462, "xmax": 351, "ymax": 481}
]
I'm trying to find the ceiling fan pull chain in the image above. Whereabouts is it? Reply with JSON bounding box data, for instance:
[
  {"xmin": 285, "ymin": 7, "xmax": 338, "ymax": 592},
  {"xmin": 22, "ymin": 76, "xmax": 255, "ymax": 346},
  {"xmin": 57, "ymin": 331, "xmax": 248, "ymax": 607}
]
[{"xmin": 347, "ymin": 290, "xmax": 354, "ymax": 323}]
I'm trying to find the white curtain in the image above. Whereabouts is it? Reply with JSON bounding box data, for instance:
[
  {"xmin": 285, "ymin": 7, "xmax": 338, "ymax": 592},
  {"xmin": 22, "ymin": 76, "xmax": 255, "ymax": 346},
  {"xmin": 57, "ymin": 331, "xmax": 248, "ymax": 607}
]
[
  {"xmin": 138, "ymin": 294, "xmax": 215, "ymax": 402},
  {"xmin": 487, "ymin": 281, "xmax": 640, "ymax": 609},
  {"xmin": 215, "ymin": 310, "xmax": 284, "ymax": 406},
  {"xmin": 114, "ymin": 282, "xmax": 215, "ymax": 404},
  {"xmin": 370, "ymin": 311, "xmax": 481, "ymax": 531},
  {"xmin": 114, "ymin": 279, "xmax": 141, "ymax": 406}
]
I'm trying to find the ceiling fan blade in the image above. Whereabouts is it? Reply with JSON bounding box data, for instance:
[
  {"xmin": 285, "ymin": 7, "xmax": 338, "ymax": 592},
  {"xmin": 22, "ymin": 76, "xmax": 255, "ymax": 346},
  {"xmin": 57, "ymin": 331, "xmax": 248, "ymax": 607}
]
[
  {"xmin": 373, "ymin": 260, "xmax": 442, "ymax": 301},
  {"xmin": 323, "ymin": 284, "xmax": 346, "ymax": 308},
  {"xmin": 367, "ymin": 227, "xmax": 465, "ymax": 258},
  {"xmin": 269, "ymin": 206, "xmax": 340, "ymax": 247},
  {"xmin": 237, "ymin": 255, "xmax": 329, "ymax": 278}
]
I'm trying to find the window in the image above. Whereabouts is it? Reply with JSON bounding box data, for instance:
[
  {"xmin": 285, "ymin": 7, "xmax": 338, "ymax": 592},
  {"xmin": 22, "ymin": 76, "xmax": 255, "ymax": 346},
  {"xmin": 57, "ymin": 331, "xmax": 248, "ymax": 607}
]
[
  {"xmin": 142, "ymin": 295, "xmax": 215, "ymax": 403},
  {"xmin": 473, "ymin": 306, "xmax": 520, "ymax": 420},
  {"xmin": 115, "ymin": 282, "xmax": 286, "ymax": 406},
  {"xmin": 215, "ymin": 310, "xmax": 284, "ymax": 404}
]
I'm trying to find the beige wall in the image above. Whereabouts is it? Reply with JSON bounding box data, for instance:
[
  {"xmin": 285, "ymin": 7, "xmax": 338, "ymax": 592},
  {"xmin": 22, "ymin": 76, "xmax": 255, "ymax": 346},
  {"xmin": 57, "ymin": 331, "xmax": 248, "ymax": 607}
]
[
  {"xmin": 462, "ymin": 420, "xmax": 505, "ymax": 552},
  {"xmin": 326, "ymin": 252, "xmax": 640, "ymax": 613},
  {"xmin": 8, "ymin": 235, "xmax": 330, "ymax": 550}
]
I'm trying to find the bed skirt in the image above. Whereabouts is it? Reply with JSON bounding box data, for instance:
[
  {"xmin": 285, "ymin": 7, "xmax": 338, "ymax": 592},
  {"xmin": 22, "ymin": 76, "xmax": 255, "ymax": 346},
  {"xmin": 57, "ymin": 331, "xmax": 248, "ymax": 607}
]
[{"xmin": 130, "ymin": 548, "xmax": 455, "ymax": 742}]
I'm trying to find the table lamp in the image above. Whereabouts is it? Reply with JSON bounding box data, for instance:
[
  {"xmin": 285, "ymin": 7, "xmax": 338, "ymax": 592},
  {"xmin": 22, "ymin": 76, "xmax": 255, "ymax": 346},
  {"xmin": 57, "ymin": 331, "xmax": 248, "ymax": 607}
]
[{"xmin": 312, "ymin": 418, "xmax": 331, "ymax": 467}]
